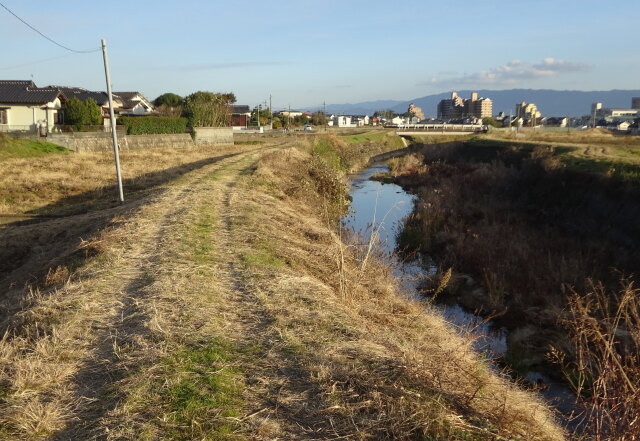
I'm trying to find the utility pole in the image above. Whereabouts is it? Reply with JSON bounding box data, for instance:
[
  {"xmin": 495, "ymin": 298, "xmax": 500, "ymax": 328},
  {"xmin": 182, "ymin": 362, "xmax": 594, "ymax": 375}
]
[
  {"xmin": 101, "ymin": 39, "xmax": 124, "ymax": 203},
  {"xmin": 323, "ymin": 100, "xmax": 327, "ymax": 131},
  {"xmin": 269, "ymin": 94, "xmax": 272, "ymax": 129},
  {"xmin": 288, "ymin": 104, "xmax": 291, "ymax": 128}
]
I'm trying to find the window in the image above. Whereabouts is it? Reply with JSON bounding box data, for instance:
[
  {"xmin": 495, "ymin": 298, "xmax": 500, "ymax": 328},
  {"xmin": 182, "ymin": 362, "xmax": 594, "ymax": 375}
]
[{"xmin": 0, "ymin": 109, "xmax": 7, "ymax": 125}]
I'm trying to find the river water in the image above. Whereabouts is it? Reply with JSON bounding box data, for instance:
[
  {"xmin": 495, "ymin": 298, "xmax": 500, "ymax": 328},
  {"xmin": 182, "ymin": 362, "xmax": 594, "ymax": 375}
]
[{"xmin": 344, "ymin": 162, "xmax": 579, "ymax": 425}]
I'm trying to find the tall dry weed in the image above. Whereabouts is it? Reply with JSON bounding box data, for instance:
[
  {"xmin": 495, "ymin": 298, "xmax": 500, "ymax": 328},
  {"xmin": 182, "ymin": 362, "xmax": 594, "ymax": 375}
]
[{"xmin": 555, "ymin": 278, "xmax": 640, "ymax": 440}]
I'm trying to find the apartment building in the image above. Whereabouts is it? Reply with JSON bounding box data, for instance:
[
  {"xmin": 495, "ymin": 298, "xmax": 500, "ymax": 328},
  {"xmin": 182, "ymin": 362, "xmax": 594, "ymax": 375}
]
[{"xmin": 437, "ymin": 91, "xmax": 492, "ymax": 120}]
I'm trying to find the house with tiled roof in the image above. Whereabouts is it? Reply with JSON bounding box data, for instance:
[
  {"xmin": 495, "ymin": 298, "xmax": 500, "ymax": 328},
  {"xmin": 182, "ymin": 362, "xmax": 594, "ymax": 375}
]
[
  {"xmin": 0, "ymin": 80, "xmax": 65, "ymax": 133},
  {"xmin": 230, "ymin": 105, "xmax": 251, "ymax": 127},
  {"xmin": 112, "ymin": 91, "xmax": 154, "ymax": 116}
]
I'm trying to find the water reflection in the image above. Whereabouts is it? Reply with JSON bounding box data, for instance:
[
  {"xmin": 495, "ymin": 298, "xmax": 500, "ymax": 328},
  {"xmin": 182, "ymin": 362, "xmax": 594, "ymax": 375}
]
[
  {"xmin": 344, "ymin": 161, "xmax": 579, "ymax": 429},
  {"xmin": 344, "ymin": 163, "xmax": 507, "ymax": 356}
]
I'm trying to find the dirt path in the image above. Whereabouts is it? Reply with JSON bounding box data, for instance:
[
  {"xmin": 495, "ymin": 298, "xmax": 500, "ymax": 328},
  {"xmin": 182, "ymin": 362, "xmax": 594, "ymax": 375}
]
[{"xmin": 1, "ymin": 145, "xmax": 289, "ymax": 439}]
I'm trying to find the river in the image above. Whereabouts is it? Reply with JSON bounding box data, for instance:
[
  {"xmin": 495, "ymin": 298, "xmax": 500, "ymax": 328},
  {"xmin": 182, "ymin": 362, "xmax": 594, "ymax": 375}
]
[{"xmin": 344, "ymin": 161, "xmax": 579, "ymax": 427}]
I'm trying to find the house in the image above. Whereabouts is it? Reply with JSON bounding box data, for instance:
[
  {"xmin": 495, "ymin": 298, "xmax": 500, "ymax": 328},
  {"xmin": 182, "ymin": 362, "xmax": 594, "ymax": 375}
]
[
  {"xmin": 544, "ymin": 117, "xmax": 569, "ymax": 127},
  {"xmin": 0, "ymin": 80, "xmax": 65, "ymax": 133},
  {"xmin": 230, "ymin": 105, "xmax": 251, "ymax": 128},
  {"xmin": 54, "ymin": 86, "xmax": 120, "ymax": 124},
  {"xmin": 275, "ymin": 110, "xmax": 303, "ymax": 118},
  {"xmin": 112, "ymin": 91, "xmax": 154, "ymax": 116},
  {"xmin": 617, "ymin": 121, "xmax": 632, "ymax": 131},
  {"xmin": 332, "ymin": 115, "xmax": 354, "ymax": 127},
  {"xmin": 352, "ymin": 115, "xmax": 370, "ymax": 127}
]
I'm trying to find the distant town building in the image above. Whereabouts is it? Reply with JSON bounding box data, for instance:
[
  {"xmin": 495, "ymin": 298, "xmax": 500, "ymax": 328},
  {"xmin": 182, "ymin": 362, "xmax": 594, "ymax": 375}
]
[
  {"xmin": 592, "ymin": 102, "xmax": 640, "ymax": 121},
  {"xmin": 516, "ymin": 101, "xmax": 542, "ymax": 120},
  {"xmin": 437, "ymin": 91, "xmax": 492, "ymax": 120},
  {"xmin": 408, "ymin": 103, "xmax": 425, "ymax": 120},
  {"xmin": 544, "ymin": 117, "xmax": 569, "ymax": 128},
  {"xmin": 328, "ymin": 114, "xmax": 369, "ymax": 128},
  {"xmin": 437, "ymin": 91, "xmax": 465, "ymax": 119},
  {"xmin": 631, "ymin": 97, "xmax": 640, "ymax": 110}
]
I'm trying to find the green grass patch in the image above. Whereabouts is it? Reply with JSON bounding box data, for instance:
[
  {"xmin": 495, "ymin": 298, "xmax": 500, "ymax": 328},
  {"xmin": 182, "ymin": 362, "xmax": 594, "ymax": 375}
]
[
  {"xmin": 241, "ymin": 245, "xmax": 284, "ymax": 268},
  {"xmin": 312, "ymin": 137, "xmax": 343, "ymax": 170},
  {"xmin": 0, "ymin": 136, "xmax": 69, "ymax": 159},
  {"xmin": 186, "ymin": 207, "xmax": 217, "ymax": 265},
  {"xmin": 129, "ymin": 340, "xmax": 245, "ymax": 441},
  {"xmin": 342, "ymin": 130, "xmax": 406, "ymax": 150}
]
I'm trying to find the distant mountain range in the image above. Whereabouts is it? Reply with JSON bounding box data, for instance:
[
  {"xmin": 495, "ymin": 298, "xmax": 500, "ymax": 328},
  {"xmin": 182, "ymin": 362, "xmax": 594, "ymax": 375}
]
[{"xmin": 321, "ymin": 89, "xmax": 640, "ymax": 118}]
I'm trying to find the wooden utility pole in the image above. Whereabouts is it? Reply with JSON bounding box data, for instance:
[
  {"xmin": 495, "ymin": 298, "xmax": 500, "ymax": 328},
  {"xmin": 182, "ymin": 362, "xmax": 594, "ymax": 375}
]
[{"xmin": 101, "ymin": 39, "xmax": 124, "ymax": 203}]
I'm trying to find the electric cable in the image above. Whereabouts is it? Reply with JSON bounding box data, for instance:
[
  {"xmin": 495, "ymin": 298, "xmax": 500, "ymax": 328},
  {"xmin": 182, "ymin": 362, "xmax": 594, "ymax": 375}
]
[
  {"xmin": 0, "ymin": 1, "xmax": 100, "ymax": 53},
  {"xmin": 0, "ymin": 52, "xmax": 74, "ymax": 71}
]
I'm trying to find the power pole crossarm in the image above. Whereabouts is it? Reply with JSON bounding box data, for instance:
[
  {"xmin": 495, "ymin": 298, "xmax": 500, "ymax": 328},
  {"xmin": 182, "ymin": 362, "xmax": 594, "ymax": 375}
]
[{"xmin": 101, "ymin": 39, "xmax": 124, "ymax": 203}]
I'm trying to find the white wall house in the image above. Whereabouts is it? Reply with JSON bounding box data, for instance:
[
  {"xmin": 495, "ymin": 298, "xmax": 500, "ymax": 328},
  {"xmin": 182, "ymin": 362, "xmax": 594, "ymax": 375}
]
[
  {"xmin": 352, "ymin": 115, "xmax": 370, "ymax": 127},
  {"xmin": 113, "ymin": 92, "xmax": 155, "ymax": 116},
  {"xmin": 0, "ymin": 81, "xmax": 64, "ymax": 133},
  {"xmin": 332, "ymin": 115, "xmax": 354, "ymax": 127}
]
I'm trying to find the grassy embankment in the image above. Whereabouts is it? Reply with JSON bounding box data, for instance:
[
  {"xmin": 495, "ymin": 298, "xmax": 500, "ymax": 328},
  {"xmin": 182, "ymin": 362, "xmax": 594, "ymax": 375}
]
[
  {"xmin": 0, "ymin": 131, "xmax": 565, "ymax": 440},
  {"xmin": 0, "ymin": 132, "xmax": 244, "ymax": 216},
  {"xmin": 389, "ymin": 131, "xmax": 640, "ymax": 438}
]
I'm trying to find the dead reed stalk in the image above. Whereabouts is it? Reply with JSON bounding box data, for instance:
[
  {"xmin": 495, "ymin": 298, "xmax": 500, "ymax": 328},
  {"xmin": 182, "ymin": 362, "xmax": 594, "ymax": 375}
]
[{"xmin": 558, "ymin": 278, "xmax": 640, "ymax": 440}]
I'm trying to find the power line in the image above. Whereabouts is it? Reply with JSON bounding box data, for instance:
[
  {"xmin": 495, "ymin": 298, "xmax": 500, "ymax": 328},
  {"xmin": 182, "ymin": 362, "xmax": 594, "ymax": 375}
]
[
  {"xmin": 0, "ymin": 53, "xmax": 74, "ymax": 71},
  {"xmin": 0, "ymin": 1, "xmax": 100, "ymax": 53}
]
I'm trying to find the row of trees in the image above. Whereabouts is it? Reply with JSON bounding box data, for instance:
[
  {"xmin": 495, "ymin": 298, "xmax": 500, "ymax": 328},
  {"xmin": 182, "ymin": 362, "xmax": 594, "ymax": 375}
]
[
  {"xmin": 62, "ymin": 91, "xmax": 237, "ymax": 131},
  {"xmin": 154, "ymin": 92, "xmax": 236, "ymax": 127}
]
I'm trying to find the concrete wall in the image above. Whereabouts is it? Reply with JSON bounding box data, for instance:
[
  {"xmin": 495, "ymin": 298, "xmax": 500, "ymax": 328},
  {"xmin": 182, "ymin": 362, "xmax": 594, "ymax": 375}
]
[
  {"xmin": 8, "ymin": 129, "xmax": 233, "ymax": 152},
  {"xmin": 194, "ymin": 127, "xmax": 234, "ymax": 145},
  {"xmin": 123, "ymin": 134, "xmax": 194, "ymax": 150},
  {"xmin": 48, "ymin": 132, "xmax": 195, "ymax": 153}
]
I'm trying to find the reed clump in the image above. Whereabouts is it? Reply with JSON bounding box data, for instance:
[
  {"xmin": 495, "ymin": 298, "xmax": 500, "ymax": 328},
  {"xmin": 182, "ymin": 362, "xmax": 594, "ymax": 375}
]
[{"xmin": 554, "ymin": 278, "xmax": 640, "ymax": 440}]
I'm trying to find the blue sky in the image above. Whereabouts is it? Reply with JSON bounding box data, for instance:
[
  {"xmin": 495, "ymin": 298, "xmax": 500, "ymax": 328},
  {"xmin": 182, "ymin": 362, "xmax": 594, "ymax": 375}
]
[{"xmin": 1, "ymin": 0, "xmax": 638, "ymax": 110}]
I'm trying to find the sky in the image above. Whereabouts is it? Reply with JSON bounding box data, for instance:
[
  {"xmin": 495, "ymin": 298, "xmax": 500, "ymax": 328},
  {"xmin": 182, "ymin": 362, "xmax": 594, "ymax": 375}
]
[{"xmin": 1, "ymin": 0, "xmax": 638, "ymax": 110}]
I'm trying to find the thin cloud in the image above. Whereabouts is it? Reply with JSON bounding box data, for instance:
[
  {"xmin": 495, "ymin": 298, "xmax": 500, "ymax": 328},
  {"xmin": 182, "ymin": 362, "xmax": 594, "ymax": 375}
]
[
  {"xmin": 162, "ymin": 61, "xmax": 293, "ymax": 71},
  {"xmin": 420, "ymin": 58, "xmax": 589, "ymax": 87}
]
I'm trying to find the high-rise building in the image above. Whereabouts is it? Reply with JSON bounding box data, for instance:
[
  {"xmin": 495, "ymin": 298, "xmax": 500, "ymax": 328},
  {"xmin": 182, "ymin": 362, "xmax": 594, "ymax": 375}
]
[
  {"xmin": 632, "ymin": 97, "xmax": 640, "ymax": 109},
  {"xmin": 465, "ymin": 93, "xmax": 492, "ymax": 118},
  {"xmin": 516, "ymin": 101, "xmax": 541, "ymax": 119},
  {"xmin": 437, "ymin": 91, "xmax": 491, "ymax": 120}
]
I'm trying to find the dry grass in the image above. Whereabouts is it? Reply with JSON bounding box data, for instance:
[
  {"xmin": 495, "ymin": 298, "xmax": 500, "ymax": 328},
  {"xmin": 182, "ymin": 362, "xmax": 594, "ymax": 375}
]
[
  {"xmin": 0, "ymin": 134, "xmax": 566, "ymax": 440},
  {"xmin": 488, "ymin": 128, "xmax": 640, "ymax": 148},
  {"xmin": 232, "ymin": 143, "xmax": 566, "ymax": 439},
  {"xmin": 0, "ymin": 141, "xmax": 245, "ymax": 215},
  {"xmin": 553, "ymin": 279, "xmax": 640, "ymax": 440}
]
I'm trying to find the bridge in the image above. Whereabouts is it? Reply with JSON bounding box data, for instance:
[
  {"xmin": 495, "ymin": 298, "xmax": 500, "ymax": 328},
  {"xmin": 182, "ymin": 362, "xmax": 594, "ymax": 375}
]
[{"xmin": 390, "ymin": 123, "xmax": 487, "ymax": 136}]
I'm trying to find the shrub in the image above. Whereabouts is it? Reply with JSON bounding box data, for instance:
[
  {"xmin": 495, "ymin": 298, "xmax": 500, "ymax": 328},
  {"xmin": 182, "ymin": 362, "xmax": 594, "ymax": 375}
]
[
  {"xmin": 118, "ymin": 116, "xmax": 188, "ymax": 135},
  {"xmin": 62, "ymin": 97, "xmax": 102, "ymax": 130},
  {"xmin": 183, "ymin": 91, "xmax": 235, "ymax": 127}
]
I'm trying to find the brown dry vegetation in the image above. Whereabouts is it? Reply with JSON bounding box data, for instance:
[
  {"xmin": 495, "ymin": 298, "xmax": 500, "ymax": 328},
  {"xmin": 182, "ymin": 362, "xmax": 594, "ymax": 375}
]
[
  {"xmin": 487, "ymin": 128, "xmax": 640, "ymax": 149},
  {"xmin": 0, "ymin": 132, "xmax": 565, "ymax": 440},
  {"xmin": 0, "ymin": 140, "xmax": 245, "ymax": 216},
  {"xmin": 390, "ymin": 136, "xmax": 640, "ymax": 438}
]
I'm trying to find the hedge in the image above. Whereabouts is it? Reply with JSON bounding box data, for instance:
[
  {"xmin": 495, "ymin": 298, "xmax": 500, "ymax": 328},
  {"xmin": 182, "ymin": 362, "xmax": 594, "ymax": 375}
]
[{"xmin": 118, "ymin": 116, "xmax": 188, "ymax": 135}]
